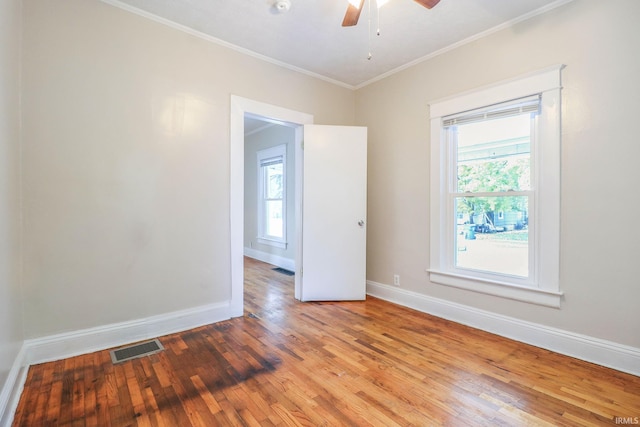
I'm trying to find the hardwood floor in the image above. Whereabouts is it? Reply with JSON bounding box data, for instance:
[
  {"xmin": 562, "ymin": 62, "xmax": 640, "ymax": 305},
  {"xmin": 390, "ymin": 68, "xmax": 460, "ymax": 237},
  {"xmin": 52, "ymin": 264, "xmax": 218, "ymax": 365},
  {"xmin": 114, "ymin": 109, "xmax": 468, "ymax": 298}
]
[{"xmin": 13, "ymin": 257, "xmax": 640, "ymax": 426}]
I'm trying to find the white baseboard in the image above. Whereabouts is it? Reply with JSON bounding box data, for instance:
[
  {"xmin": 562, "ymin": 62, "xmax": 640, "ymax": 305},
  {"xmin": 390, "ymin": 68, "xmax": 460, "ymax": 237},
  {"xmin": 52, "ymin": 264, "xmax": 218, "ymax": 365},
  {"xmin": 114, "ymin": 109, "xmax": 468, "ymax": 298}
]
[
  {"xmin": 4, "ymin": 282, "xmax": 636, "ymax": 425},
  {"xmin": 367, "ymin": 280, "xmax": 640, "ymax": 377},
  {"xmin": 244, "ymin": 247, "xmax": 295, "ymax": 271},
  {"xmin": 0, "ymin": 346, "xmax": 28, "ymax": 427},
  {"xmin": 24, "ymin": 301, "xmax": 233, "ymax": 365},
  {"xmin": 0, "ymin": 301, "xmax": 234, "ymax": 426}
]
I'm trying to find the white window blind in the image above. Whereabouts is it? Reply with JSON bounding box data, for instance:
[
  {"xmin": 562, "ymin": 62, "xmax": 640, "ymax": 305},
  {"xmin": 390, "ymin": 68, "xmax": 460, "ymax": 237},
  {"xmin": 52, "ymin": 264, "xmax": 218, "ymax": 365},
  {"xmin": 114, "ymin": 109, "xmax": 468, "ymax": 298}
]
[
  {"xmin": 443, "ymin": 95, "xmax": 541, "ymax": 128},
  {"xmin": 260, "ymin": 157, "xmax": 283, "ymax": 168}
]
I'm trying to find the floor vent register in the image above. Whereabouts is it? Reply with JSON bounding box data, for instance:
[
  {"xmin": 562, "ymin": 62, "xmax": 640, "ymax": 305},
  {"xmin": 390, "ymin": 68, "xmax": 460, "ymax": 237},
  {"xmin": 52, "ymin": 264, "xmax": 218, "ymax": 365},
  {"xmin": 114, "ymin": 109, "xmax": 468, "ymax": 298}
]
[{"xmin": 110, "ymin": 339, "xmax": 164, "ymax": 364}]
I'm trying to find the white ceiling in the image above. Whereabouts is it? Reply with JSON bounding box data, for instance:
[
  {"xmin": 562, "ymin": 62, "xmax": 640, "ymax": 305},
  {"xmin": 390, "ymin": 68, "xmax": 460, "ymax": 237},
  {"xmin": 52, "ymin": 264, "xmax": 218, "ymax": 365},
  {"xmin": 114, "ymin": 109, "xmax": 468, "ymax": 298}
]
[{"xmin": 107, "ymin": 0, "xmax": 571, "ymax": 88}]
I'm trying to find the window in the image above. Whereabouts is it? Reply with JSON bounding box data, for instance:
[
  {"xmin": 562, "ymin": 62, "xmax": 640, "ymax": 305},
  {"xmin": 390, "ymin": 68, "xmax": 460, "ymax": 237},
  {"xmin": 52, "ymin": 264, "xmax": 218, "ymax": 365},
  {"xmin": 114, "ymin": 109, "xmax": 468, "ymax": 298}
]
[
  {"xmin": 429, "ymin": 66, "xmax": 564, "ymax": 307},
  {"xmin": 449, "ymin": 96, "xmax": 536, "ymax": 279},
  {"xmin": 257, "ymin": 144, "xmax": 287, "ymax": 248}
]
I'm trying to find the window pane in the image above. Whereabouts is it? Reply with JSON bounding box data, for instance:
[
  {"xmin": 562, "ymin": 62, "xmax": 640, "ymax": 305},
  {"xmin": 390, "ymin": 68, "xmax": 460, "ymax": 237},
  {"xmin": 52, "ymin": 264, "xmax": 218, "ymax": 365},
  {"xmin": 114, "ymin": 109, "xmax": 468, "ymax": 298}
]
[
  {"xmin": 455, "ymin": 196, "xmax": 528, "ymax": 278},
  {"xmin": 265, "ymin": 162, "xmax": 283, "ymax": 199},
  {"xmin": 266, "ymin": 200, "xmax": 283, "ymax": 238},
  {"xmin": 456, "ymin": 114, "xmax": 531, "ymax": 193}
]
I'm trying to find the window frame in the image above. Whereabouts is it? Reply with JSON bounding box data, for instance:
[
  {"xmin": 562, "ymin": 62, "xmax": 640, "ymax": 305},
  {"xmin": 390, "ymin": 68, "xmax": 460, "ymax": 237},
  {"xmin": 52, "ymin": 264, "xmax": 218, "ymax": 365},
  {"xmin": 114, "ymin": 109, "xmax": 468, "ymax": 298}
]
[
  {"xmin": 257, "ymin": 144, "xmax": 287, "ymax": 249},
  {"xmin": 428, "ymin": 65, "xmax": 564, "ymax": 308}
]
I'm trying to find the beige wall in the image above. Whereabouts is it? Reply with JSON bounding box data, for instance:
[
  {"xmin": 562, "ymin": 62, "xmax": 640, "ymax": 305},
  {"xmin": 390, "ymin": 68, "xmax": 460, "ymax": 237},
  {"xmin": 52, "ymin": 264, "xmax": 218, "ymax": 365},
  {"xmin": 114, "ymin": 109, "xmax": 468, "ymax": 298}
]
[
  {"xmin": 357, "ymin": 0, "xmax": 640, "ymax": 347},
  {"xmin": 0, "ymin": 0, "xmax": 24, "ymax": 403},
  {"xmin": 21, "ymin": 0, "xmax": 354, "ymax": 338},
  {"xmin": 244, "ymin": 124, "xmax": 296, "ymax": 262},
  {"xmin": 15, "ymin": 0, "xmax": 640, "ymax": 353}
]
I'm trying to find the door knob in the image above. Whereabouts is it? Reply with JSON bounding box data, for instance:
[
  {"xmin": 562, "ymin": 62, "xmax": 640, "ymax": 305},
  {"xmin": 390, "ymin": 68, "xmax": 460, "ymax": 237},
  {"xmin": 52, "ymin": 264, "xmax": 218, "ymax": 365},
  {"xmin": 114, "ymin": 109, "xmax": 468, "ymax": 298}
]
[{"xmin": 358, "ymin": 220, "xmax": 365, "ymax": 227}]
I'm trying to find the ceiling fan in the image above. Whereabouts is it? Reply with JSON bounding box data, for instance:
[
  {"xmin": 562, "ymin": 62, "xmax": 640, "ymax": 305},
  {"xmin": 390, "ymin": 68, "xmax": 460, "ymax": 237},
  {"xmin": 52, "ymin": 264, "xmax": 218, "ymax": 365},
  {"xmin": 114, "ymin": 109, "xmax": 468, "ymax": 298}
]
[{"xmin": 342, "ymin": 0, "xmax": 441, "ymax": 27}]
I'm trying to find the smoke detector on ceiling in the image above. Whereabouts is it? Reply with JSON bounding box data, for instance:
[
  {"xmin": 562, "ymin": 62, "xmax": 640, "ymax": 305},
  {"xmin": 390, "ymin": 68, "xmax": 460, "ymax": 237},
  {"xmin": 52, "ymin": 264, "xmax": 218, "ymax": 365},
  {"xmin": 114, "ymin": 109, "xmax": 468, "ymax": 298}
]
[{"xmin": 275, "ymin": 0, "xmax": 291, "ymax": 13}]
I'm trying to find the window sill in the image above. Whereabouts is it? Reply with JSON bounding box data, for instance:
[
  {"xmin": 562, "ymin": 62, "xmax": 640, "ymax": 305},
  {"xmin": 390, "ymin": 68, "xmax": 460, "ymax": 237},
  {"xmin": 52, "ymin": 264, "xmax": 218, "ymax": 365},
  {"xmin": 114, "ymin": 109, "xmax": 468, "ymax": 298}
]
[
  {"xmin": 257, "ymin": 238, "xmax": 287, "ymax": 249},
  {"xmin": 427, "ymin": 269, "xmax": 563, "ymax": 308}
]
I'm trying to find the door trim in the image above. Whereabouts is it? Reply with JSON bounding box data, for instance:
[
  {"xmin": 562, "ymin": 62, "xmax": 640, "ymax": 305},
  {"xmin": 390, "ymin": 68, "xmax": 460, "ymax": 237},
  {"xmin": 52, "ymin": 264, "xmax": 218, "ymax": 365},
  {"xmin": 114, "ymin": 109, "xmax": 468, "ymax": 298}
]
[{"xmin": 230, "ymin": 95, "xmax": 313, "ymax": 316}]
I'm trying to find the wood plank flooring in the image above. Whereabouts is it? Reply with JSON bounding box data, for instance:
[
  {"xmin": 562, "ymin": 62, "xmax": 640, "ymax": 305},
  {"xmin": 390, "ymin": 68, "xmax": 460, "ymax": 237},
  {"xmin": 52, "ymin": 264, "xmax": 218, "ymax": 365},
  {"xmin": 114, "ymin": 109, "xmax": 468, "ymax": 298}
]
[{"xmin": 12, "ymin": 257, "xmax": 640, "ymax": 426}]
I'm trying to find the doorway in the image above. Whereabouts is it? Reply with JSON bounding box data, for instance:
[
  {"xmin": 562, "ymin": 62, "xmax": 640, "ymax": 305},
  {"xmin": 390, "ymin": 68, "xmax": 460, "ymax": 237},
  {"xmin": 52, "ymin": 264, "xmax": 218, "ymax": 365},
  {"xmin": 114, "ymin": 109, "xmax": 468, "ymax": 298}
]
[
  {"xmin": 243, "ymin": 116, "xmax": 295, "ymax": 278},
  {"xmin": 229, "ymin": 96, "xmax": 313, "ymax": 317}
]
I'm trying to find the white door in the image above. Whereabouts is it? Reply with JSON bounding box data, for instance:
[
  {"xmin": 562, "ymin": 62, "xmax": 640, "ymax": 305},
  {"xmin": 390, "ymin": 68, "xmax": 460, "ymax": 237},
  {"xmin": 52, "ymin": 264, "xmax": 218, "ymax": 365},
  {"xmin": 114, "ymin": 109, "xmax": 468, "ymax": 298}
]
[{"xmin": 300, "ymin": 125, "xmax": 367, "ymax": 301}]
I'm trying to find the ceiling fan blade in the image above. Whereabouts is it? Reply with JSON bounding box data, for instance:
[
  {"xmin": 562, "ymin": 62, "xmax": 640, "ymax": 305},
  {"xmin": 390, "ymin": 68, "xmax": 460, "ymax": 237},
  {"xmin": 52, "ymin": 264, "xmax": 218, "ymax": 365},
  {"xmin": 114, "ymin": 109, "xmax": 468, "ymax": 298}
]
[
  {"xmin": 413, "ymin": 0, "xmax": 441, "ymax": 9},
  {"xmin": 342, "ymin": 0, "xmax": 365, "ymax": 27}
]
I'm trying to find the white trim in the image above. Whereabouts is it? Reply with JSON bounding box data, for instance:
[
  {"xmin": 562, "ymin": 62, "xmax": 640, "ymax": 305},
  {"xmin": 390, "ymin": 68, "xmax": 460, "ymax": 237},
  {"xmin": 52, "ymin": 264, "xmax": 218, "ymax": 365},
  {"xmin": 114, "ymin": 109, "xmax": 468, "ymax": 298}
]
[
  {"xmin": 244, "ymin": 247, "xmax": 295, "ymax": 272},
  {"xmin": 230, "ymin": 95, "xmax": 313, "ymax": 309},
  {"xmin": 0, "ymin": 346, "xmax": 27, "ymax": 427},
  {"xmin": 429, "ymin": 65, "xmax": 564, "ymax": 118},
  {"xmin": 429, "ymin": 65, "xmax": 563, "ymax": 305},
  {"xmin": 428, "ymin": 270, "xmax": 563, "ymax": 308},
  {"xmin": 99, "ymin": 0, "xmax": 354, "ymax": 90},
  {"xmin": 23, "ymin": 302, "xmax": 232, "ymax": 366},
  {"xmin": 367, "ymin": 281, "xmax": 640, "ymax": 377},
  {"xmin": 101, "ymin": 0, "xmax": 575, "ymax": 91}
]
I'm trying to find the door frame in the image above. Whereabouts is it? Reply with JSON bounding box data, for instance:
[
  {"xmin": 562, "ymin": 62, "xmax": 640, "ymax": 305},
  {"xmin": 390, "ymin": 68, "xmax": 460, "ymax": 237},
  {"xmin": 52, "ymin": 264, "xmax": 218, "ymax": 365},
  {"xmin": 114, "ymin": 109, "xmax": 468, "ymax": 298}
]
[{"xmin": 230, "ymin": 95, "xmax": 313, "ymax": 317}]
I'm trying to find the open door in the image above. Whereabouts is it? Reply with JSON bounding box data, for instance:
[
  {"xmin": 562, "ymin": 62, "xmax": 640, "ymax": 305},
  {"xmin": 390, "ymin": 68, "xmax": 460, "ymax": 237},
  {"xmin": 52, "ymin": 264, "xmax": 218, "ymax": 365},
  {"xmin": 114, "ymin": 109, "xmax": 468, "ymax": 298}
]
[{"xmin": 300, "ymin": 125, "xmax": 367, "ymax": 301}]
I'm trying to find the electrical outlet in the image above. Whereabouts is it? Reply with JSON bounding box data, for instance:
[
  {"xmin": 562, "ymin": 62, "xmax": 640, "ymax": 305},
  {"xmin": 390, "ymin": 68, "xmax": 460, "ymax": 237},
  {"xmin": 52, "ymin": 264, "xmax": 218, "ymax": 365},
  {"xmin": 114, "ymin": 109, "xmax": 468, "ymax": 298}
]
[{"xmin": 393, "ymin": 274, "xmax": 400, "ymax": 286}]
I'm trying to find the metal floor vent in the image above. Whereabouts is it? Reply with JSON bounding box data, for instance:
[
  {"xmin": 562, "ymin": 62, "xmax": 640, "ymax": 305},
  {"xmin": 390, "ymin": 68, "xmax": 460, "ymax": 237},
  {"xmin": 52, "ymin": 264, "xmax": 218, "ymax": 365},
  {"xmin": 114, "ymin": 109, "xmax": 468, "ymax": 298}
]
[
  {"xmin": 110, "ymin": 339, "xmax": 164, "ymax": 364},
  {"xmin": 272, "ymin": 267, "xmax": 295, "ymax": 276}
]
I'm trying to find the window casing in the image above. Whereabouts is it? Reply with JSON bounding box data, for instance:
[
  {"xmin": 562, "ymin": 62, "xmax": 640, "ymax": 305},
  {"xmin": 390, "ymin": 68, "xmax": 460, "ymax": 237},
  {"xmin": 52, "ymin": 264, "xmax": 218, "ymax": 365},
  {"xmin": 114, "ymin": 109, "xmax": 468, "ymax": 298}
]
[
  {"xmin": 429, "ymin": 66, "xmax": 564, "ymax": 308},
  {"xmin": 257, "ymin": 144, "xmax": 287, "ymax": 248}
]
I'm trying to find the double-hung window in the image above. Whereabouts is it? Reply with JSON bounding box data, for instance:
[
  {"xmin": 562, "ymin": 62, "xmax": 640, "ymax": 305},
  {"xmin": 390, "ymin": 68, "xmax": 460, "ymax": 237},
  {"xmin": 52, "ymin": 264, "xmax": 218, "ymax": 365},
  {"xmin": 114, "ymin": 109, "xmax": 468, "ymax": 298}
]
[
  {"xmin": 429, "ymin": 66, "xmax": 564, "ymax": 307},
  {"xmin": 257, "ymin": 144, "xmax": 287, "ymax": 248}
]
